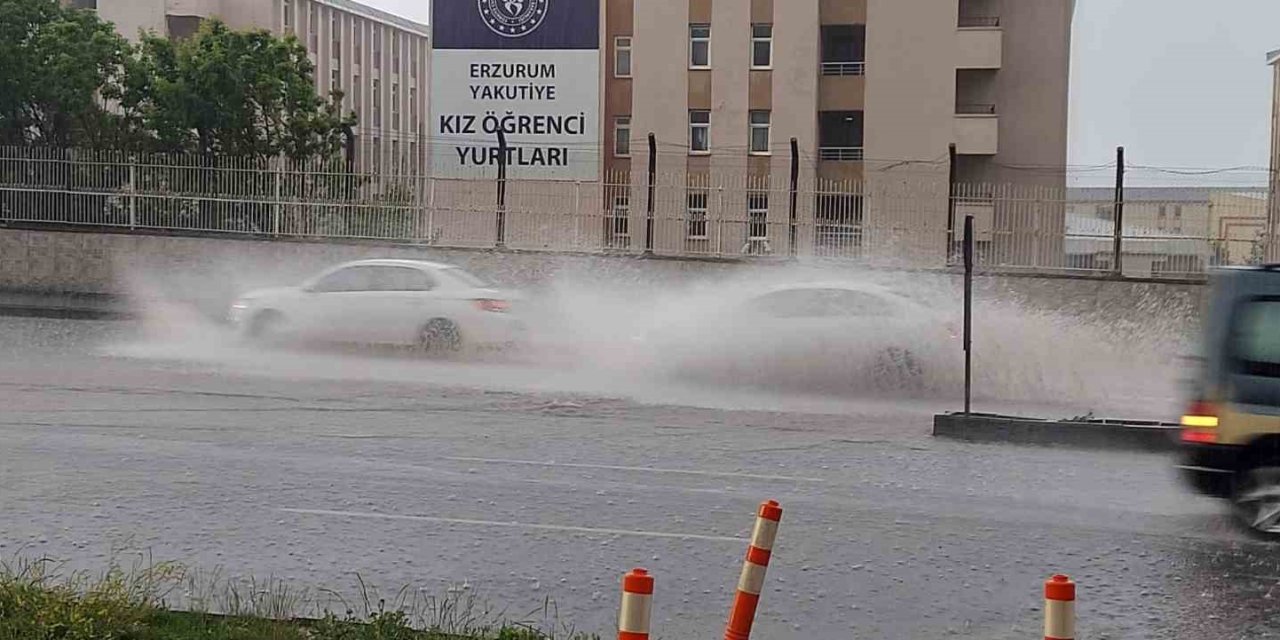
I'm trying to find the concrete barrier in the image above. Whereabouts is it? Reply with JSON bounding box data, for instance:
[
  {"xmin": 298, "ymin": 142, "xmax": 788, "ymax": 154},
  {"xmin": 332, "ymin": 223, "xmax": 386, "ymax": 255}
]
[{"xmin": 933, "ymin": 412, "xmax": 1179, "ymax": 453}]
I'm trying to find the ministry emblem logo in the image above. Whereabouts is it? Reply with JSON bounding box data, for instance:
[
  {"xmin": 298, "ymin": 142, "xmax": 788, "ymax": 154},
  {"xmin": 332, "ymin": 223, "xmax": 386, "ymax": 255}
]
[{"xmin": 478, "ymin": 0, "xmax": 549, "ymax": 38}]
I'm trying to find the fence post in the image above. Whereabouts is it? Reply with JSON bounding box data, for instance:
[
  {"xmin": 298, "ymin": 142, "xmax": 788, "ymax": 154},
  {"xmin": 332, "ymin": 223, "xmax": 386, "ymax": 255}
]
[
  {"xmin": 946, "ymin": 143, "xmax": 957, "ymax": 261},
  {"xmin": 963, "ymin": 214, "xmax": 974, "ymax": 415},
  {"xmin": 573, "ymin": 180, "xmax": 582, "ymax": 250},
  {"xmin": 426, "ymin": 177, "xmax": 437, "ymax": 245},
  {"xmin": 271, "ymin": 156, "xmax": 282, "ymax": 236},
  {"xmin": 496, "ymin": 129, "xmax": 508, "ymax": 248},
  {"xmin": 788, "ymin": 138, "xmax": 799, "ymax": 257},
  {"xmin": 1112, "ymin": 146, "xmax": 1125, "ymax": 275},
  {"xmin": 716, "ymin": 185, "xmax": 725, "ymax": 257},
  {"xmin": 645, "ymin": 133, "xmax": 656, "ymax": 255},
  {"xmin": 128, "ymin": 158, "xmax": 138, "ymax": 230}
]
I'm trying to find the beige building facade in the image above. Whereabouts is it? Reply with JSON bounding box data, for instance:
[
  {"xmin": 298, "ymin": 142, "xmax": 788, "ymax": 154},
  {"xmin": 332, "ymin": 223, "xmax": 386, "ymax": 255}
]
[
  {"xmin": 66, "ymin": 0, "xmax": 428, "ymax": 173},
  {"xmin": 604, "ymin": 0, "xmax": 1075, "ymax": 261}
]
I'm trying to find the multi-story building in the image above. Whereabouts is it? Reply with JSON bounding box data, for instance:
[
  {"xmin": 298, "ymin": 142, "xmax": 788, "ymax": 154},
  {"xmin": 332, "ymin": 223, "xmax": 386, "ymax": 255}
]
[
  {"xmin": 602, "ymin": 0, "xmax": 1074, "ymax": 261},
  {"xmin": 65, "ymin": 0, "xmax": 429, "ymax": 173}
]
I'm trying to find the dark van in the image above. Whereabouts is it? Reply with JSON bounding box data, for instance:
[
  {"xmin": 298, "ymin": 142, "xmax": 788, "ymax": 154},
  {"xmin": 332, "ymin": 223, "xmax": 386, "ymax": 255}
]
[{"xmin": 1181, "ymin": 266, "xmax": 1280, "ymax": 535}]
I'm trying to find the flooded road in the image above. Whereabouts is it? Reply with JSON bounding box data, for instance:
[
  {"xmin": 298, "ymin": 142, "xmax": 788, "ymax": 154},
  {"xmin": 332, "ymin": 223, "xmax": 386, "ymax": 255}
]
[{"xmin": 1, "ymin": 316, "xmax": 1272, "ymax": 639}]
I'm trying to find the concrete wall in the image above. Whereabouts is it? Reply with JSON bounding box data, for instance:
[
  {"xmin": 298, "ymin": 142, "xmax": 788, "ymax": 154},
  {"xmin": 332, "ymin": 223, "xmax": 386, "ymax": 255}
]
[{"xmin": 0, "ymin": 228, "xmax": 1205, "ymax": 334}]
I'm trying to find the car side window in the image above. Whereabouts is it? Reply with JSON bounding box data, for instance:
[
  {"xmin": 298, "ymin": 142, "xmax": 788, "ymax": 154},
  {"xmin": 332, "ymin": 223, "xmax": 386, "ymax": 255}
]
[
  {"xmin": 311, "ymin": 266, "xmax": 378, "ymax": 293},
  {"xmin": 1232, "ymin": 300, "xmax": 1280, "ymax": 376},
  {"xmin": 376, "ymin": 267, "xmax": 435, "ymax": 291}
]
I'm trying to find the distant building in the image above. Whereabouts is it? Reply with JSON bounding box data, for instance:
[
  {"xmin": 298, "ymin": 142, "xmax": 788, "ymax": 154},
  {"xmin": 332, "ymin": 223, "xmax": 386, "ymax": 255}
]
[
  {"xmin": 64, "ymin": 0, "xmax": 429, "ymax": 173},
  {"xmin": 1065, "ymin": 187, "xmax": 1268, "ymax": 275}
]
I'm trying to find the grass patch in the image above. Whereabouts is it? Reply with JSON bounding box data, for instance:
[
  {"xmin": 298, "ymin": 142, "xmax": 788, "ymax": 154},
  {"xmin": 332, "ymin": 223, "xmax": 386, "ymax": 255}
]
[{"xmin": 0, "ymin": 556, "xmax": 597, "ymax": 640}]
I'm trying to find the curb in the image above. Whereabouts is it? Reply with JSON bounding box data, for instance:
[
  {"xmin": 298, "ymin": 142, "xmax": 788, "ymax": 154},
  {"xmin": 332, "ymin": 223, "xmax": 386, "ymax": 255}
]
[
  {"xmin": 0, "ymin": 290, "xmax": 132, "ymax": 320},
  {"xmin": 932, "ymin": 412, "xmax": 1179, "ymax": 453}
]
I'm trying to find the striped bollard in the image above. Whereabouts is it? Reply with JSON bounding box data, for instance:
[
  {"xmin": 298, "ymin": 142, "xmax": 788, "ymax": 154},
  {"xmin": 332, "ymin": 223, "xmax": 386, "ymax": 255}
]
[
  {"xmin": 618, "ymin": 568, "xmax": 654, "ymax": 640},
  {"xmin": 1044, "ymin": 574, "xmax": 1076, "ymax": 640},
  {"xmin": 724, "ymin": 500, "xmax": 783, "ymax": 640}
]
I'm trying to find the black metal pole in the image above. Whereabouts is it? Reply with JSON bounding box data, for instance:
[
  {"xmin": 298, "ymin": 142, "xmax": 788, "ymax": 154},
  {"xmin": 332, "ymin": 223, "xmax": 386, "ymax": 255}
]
[
  {"xmin": 788, "ymin": 137, "xmax": 799, "ymax": 257},
  {"xmin": 496, "ymin": 129, "xmax": 508, "ymax": 248},
  {"xmin": 963, "ymin": 214, "xmax": 974, "ymax": 415},
  {"xmin": 947, "ymin": 142, "xmax": 957, "ymax": 261},
  {"xmin": 645, "ymin": 133, "xmax": 656, "ymax": 254},
  {"xmin": 1112, "ymin": 145, "xmax": 1125, "ymax": 275}
]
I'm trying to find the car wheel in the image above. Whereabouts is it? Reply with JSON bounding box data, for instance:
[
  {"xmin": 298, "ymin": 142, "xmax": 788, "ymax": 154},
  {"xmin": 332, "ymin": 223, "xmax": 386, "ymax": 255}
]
[
  {"xmin": 873, "ymin": 347, "xmax": 924, "ymax": 392},
  {"xmin": 418, "ymin": 318, "xmax": 462, "ymax": 354},
  {"xmin": 245, "ymin": 310, "xmax": 284, "ymax": 343},
  {"xmin": 1233, "ymin": 464, "xmax": 1280, "ymax": 536}
]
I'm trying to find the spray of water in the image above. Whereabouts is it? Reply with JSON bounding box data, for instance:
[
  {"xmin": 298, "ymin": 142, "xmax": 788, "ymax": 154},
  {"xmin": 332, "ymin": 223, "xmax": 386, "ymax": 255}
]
[{"xmin": 108, "ymin": 260, "xmax": 1192, "ymax": 420}]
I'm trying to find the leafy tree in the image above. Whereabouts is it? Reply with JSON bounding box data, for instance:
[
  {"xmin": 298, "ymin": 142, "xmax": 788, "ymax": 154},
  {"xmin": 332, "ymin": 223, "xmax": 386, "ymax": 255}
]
[
  {"xmin": 127, "ymin": 19, "xmax": 353, "ymax": 162},
  {"xmin": 0, "ymin": 0, "xmax": 135, "ymax": 147}
]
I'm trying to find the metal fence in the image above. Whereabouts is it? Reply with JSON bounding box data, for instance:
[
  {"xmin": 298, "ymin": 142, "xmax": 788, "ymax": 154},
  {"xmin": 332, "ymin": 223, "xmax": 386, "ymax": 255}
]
[{"xmin": 0, "ymin": 147, "xmax": 1270, "ymax": 278}]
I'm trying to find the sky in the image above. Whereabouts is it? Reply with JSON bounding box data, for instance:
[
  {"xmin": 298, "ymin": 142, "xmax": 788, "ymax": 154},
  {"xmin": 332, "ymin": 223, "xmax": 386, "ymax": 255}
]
[{"xmin": 364, "ymin": 0, "xmax": 1280, "ymax": 184}]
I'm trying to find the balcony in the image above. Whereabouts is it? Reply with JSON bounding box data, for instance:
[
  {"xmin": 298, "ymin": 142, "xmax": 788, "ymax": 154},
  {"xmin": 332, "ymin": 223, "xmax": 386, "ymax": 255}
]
[
  {"xmin": 955, "ymin": 19, "xmax": 1002, "ymax": 69},
  {"xmin": 954, "ymin": 108, "xmax": 998, "ymax": 155},
  {"xmin": 819, "ymin": 147, "xmax": 865, "ymax": 162}
]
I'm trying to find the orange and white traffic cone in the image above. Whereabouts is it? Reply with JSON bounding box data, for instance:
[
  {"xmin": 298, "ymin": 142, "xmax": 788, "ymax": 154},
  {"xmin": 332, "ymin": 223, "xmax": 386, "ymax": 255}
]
[
  {"xmin": 724, "ymin": 500, "xmax": 783, "ymax": 640},
  {"xmin": 618, "ymin": 568, "xmax": 654, "ymax": 640},
  {"xmin": 1044, "ymin": 574, "xmax": 1076, "ymax": 640}
]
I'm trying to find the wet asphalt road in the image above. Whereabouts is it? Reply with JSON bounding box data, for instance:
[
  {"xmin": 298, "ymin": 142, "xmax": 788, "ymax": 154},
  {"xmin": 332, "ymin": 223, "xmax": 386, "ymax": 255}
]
[{"xmin": 1, "ymin": 316, "xmax": 1278, "ymax": 639}]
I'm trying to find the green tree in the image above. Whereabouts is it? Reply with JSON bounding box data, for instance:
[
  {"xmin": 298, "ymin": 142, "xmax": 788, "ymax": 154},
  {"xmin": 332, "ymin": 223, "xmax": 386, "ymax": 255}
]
[
  {"xmin": 128, "ymin": 19, "xmax": 353, "ymax": 162},
  {"xmin": 0, "ymin": 0, "xmax": 135, "ymax": 147}
]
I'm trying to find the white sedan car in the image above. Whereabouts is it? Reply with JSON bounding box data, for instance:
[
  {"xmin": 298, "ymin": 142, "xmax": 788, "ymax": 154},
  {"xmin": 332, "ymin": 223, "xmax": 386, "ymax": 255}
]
[
  {"xmin": 631, "ymin": 281, "xmax": 956, "ymax": 388},
  {"xmin": 228, "ymin": 259, "xmax": 524, "ymax": 351}
]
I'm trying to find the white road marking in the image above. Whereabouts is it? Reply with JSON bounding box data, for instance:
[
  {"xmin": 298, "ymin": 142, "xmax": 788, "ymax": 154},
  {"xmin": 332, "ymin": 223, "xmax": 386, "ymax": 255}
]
[
  {"xmin": 442, "ymin": 456, "xmax": 826, "ymax": 483},
  {"xmin": 279, "ymin": 508, "xmax": 746, "ymax": 543}
]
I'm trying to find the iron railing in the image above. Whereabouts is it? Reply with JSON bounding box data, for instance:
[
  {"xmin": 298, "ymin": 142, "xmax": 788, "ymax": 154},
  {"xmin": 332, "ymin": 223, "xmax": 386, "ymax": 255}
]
[
  {"xmin": 0, "ymin": 147, "xmax": 1270, "ymax": 278},
  {"xmin": 820, "ymin": 61, "xmax": 866, "ymax": 76}
]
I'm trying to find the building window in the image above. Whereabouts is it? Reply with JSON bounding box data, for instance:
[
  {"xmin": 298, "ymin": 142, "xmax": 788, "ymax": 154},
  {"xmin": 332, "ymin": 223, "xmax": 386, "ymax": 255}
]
[
  {"xmin": 409, "ymin": 86, "xmax": 417, "ymax": 131},
  {"xmin": 372, "ymin": 136, "xmax": 381, "ymax": 170},
  {"xmin": 331, "ymin": 67, "xmax": 340, "ymax": 92},
  {"xmin": 818, "ymin": 111, "xmax": 864, "ymax": 160},
  {"xmin": 308, "ymin": 5, "xmax": 318, "ymax": 51},
  {"xmin": 331, "ymin": 14, "xmax": 339, "ymax": 52},
  {"xmin": 687, "ymin": 191, "xmax": 709, "ymax": 239},
  {"xmin": 689, "ymin": 110, "xmax": 710, "ymax": 154},
  {"xmin": 605, "ymin": 194, "xmax": 630, "ymax": 249},
  {"xmin": 747, "ymin": 192, "xmax": 769, "ymax": 242},
  {"xmin": 282, "ymin": 0, "xmax": 291, "ymax": 30},
  {"xmin": 391, "ymin": 82, "xmax": 400, "ymax": 131},
  {"xmin": 615, "ymin": 36, "xmax": 632, "ymax": 77},
  {"xmin": 373, "ymin": 29, "xmax": 381, "ymax": 69},
  {"xmin": 373, "ymin": 78, "xmax": 381, "ymax": 127},
  {"xmin": 352, "ymin": 74, "xmax": 361, "ymax": 118},
  {"xmin": 354, "ymin": 22, "xmax": 362, "ymax": 62},
  {"xmin": 392, "ymin": 140, "xmax": 400, "ymax": 172},
  {"xmin": 821, "ymin": 25, "xmax": 867, "ymax": 75},
  {"xmin": 409, "ymin": 141, "xmax": 418, "ymax": 172},
  {"xmin": 614, "ymin": 116, "xmax": 631, "ymax": 157},
  {"xmin": 68, "ymin": 0, "xmax": 97, "ymax": 9},
  {"xmin": 392, "ymin": 36, "xmax": 401, "ymax": 72},
  {"xmin": 752, "ymin": 24, "xmax": 773, "ymax": 69},
  {"xmin": 411, "ymin": 40, "xmax": 419, "ymax": 76},
  {"xmin": 749, "ymin": 111, "xmax": 771, "ymax": 155},
  {"xmin": 690, "ymin": 24, "xmax": 711, "ymax": 68}
]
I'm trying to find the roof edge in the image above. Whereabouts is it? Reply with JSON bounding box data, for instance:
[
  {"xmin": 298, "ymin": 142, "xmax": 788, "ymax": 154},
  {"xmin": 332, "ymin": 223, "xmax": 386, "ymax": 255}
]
[{"xmin": 1268, "ymin": 48, "xmax": 1280, "ymax": 65}]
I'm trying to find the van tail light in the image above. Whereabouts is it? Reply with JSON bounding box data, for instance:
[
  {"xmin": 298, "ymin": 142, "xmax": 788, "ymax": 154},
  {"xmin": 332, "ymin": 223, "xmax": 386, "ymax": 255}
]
[
  {"xmin": 474, "ymin": 299, "xmax": 510, "ymax": 313},
  {"xmin": 1180, "ymin": 400, "xmax": 1220, "ymax": 443}
]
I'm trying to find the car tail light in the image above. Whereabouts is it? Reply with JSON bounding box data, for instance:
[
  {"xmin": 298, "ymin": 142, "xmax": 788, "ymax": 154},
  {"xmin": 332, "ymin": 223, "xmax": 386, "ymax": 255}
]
[
  {"xmin": 1180, "ymin": 400, "xmax": 1219, "ymax": 443},
  {"xmin": 474, "ymin": 299, "xmax": 510, "ymax": 313}
]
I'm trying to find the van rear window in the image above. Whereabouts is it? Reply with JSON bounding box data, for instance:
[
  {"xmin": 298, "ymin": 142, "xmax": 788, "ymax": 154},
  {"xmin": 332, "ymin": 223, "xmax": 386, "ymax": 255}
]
[{"xmin": 1233, "ymin": 300, "xmax": 1280, "ymax": 376}]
